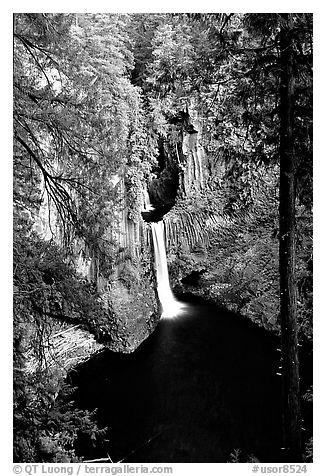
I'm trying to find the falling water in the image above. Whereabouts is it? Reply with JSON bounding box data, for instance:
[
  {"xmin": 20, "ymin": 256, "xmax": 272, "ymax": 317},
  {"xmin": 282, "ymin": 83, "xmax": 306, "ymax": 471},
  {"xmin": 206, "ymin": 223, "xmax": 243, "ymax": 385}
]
[
  {"xmin": 151, "ymin": 221, "xmax": 185, "ymax": 318},
  {"xmin": 142, "ymin": 189, "xmax": 185, "ymax": 318}
]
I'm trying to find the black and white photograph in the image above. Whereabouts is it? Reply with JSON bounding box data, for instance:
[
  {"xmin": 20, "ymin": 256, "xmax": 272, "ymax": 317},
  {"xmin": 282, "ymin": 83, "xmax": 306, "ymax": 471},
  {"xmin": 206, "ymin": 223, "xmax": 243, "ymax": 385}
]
[{"xmin": 12, "ymin": 9, "xmax": 314, "ymax": 469}]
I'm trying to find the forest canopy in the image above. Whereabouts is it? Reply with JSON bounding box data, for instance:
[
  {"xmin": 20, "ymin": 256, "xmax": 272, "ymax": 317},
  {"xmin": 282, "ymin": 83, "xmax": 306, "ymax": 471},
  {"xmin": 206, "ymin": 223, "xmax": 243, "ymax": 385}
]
[{"xmin": 13, "ymin": 13, "xmax": 312, "ymax": 463}]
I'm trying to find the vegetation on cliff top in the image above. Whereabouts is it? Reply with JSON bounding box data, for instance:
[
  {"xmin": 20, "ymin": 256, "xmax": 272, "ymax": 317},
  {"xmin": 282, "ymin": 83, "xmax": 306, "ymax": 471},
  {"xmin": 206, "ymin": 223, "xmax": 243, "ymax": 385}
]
[{"xmin": 13, "ymin": 13, "xmax": 312, "ymax": 462}]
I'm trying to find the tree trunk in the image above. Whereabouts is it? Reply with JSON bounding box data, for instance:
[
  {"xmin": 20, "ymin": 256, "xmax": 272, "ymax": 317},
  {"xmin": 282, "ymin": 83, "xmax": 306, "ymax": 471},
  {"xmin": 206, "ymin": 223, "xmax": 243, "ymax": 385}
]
[{"xmin": 279, "ymin": 13, "xmax": 302, "ymax": 462}]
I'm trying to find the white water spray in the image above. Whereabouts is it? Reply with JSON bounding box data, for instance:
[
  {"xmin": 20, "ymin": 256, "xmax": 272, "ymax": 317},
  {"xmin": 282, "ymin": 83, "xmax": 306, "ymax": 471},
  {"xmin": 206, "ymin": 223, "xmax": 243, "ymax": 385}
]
[
  {"xmin": 151, "ymin": 221, "xmax": 185, "ymax": 319},
  {"xmin": 143, "ymin": 190, "xmax": 154, "ymax": 212},
  {"xmin": 142, "ymin": 189, "xmax": 185, "ymax": 318}
]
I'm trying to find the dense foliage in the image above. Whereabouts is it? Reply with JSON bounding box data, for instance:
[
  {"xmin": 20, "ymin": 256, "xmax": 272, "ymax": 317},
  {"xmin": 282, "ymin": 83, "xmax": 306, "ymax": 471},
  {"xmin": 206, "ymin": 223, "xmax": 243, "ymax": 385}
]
[
  {"xmin": 13, "ymin": 13, "xmax": 312, "ymax": 462},
  {"xmin": 13, "ymin": 13, "xmax": 157, "ymax": 462}
]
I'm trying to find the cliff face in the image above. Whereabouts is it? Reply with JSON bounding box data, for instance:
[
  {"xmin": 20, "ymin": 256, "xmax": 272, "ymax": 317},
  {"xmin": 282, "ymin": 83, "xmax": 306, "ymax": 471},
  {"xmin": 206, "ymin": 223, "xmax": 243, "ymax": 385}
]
[
  {"xmin": 33, "ymin": 174, "xmax": 159, "ymax": 353},
  {"xmin": 161, "ymin": 110, "xmax": 212, "ymax": 290},
  {"xmin": 178, "ymin": 106, "xmax": 206, "ymax": 196},
  {"xmin": 156, "ymin": 109, "xmax": 280, "ymax": 332},
  {"xmin": 102, "ymin": 215, "xmax": 159, "ymax": 352}
]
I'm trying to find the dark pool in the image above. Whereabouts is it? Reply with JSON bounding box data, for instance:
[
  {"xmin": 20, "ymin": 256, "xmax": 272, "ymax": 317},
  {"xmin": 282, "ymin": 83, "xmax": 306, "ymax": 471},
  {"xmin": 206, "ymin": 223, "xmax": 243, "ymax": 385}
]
[{"xmin": 68, "ymin": 298, "xmax": 312, "ymax": 463}]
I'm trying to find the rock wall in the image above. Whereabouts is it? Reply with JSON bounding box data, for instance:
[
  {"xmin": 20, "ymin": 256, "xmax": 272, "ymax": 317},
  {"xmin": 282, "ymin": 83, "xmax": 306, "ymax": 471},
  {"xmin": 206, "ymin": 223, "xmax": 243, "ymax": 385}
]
[
  {"xmin": 33, "ymin": 174, "xmax": 159, "ymax": 352},
  {"xmin": 178, "ymin": 105, "xmax": 207, "ymax": 196},
  {"xmin": 161, "ymin": 107, "xmax": 247, "ymax": 311}
]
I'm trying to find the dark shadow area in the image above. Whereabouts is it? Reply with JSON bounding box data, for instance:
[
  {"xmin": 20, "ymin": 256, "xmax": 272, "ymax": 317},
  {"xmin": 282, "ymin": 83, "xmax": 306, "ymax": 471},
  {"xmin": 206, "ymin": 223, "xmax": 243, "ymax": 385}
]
[
  {"xmin": 141, "ymin": 205, "xmax": 173, "ymax": 223},
  {"xmin": 181, "ymin": 269, "xmax": 207, "ymax": 286},
  {"xmin": 67, "ymin": 300, "xmax": 312, "ymax": 463},
  {"xmin": 145, "ymin": 140, "xmax": 179, "ymax": 219}
]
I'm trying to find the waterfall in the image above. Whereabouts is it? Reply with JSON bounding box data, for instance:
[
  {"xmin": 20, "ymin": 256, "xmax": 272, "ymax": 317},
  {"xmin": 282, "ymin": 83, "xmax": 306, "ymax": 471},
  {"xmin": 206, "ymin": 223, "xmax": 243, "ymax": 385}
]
[
  {"xmin": 151, "ymin": 221, "xmax": 185, "ymax": 318},
  {"xmin": 142, "ymin": 189, "xmax": 185, "ymax": 318}
]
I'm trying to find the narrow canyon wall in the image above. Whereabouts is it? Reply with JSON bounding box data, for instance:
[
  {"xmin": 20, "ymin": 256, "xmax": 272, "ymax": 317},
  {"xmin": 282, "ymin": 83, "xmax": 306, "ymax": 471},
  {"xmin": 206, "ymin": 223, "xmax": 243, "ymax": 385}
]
[
  {"xmin": 161, "ymin": 107, "xmax": 250, "ymax": 311},
  {"xmin": 178, "ymin": 106, "xmax": 206, "ymax": 196}
]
